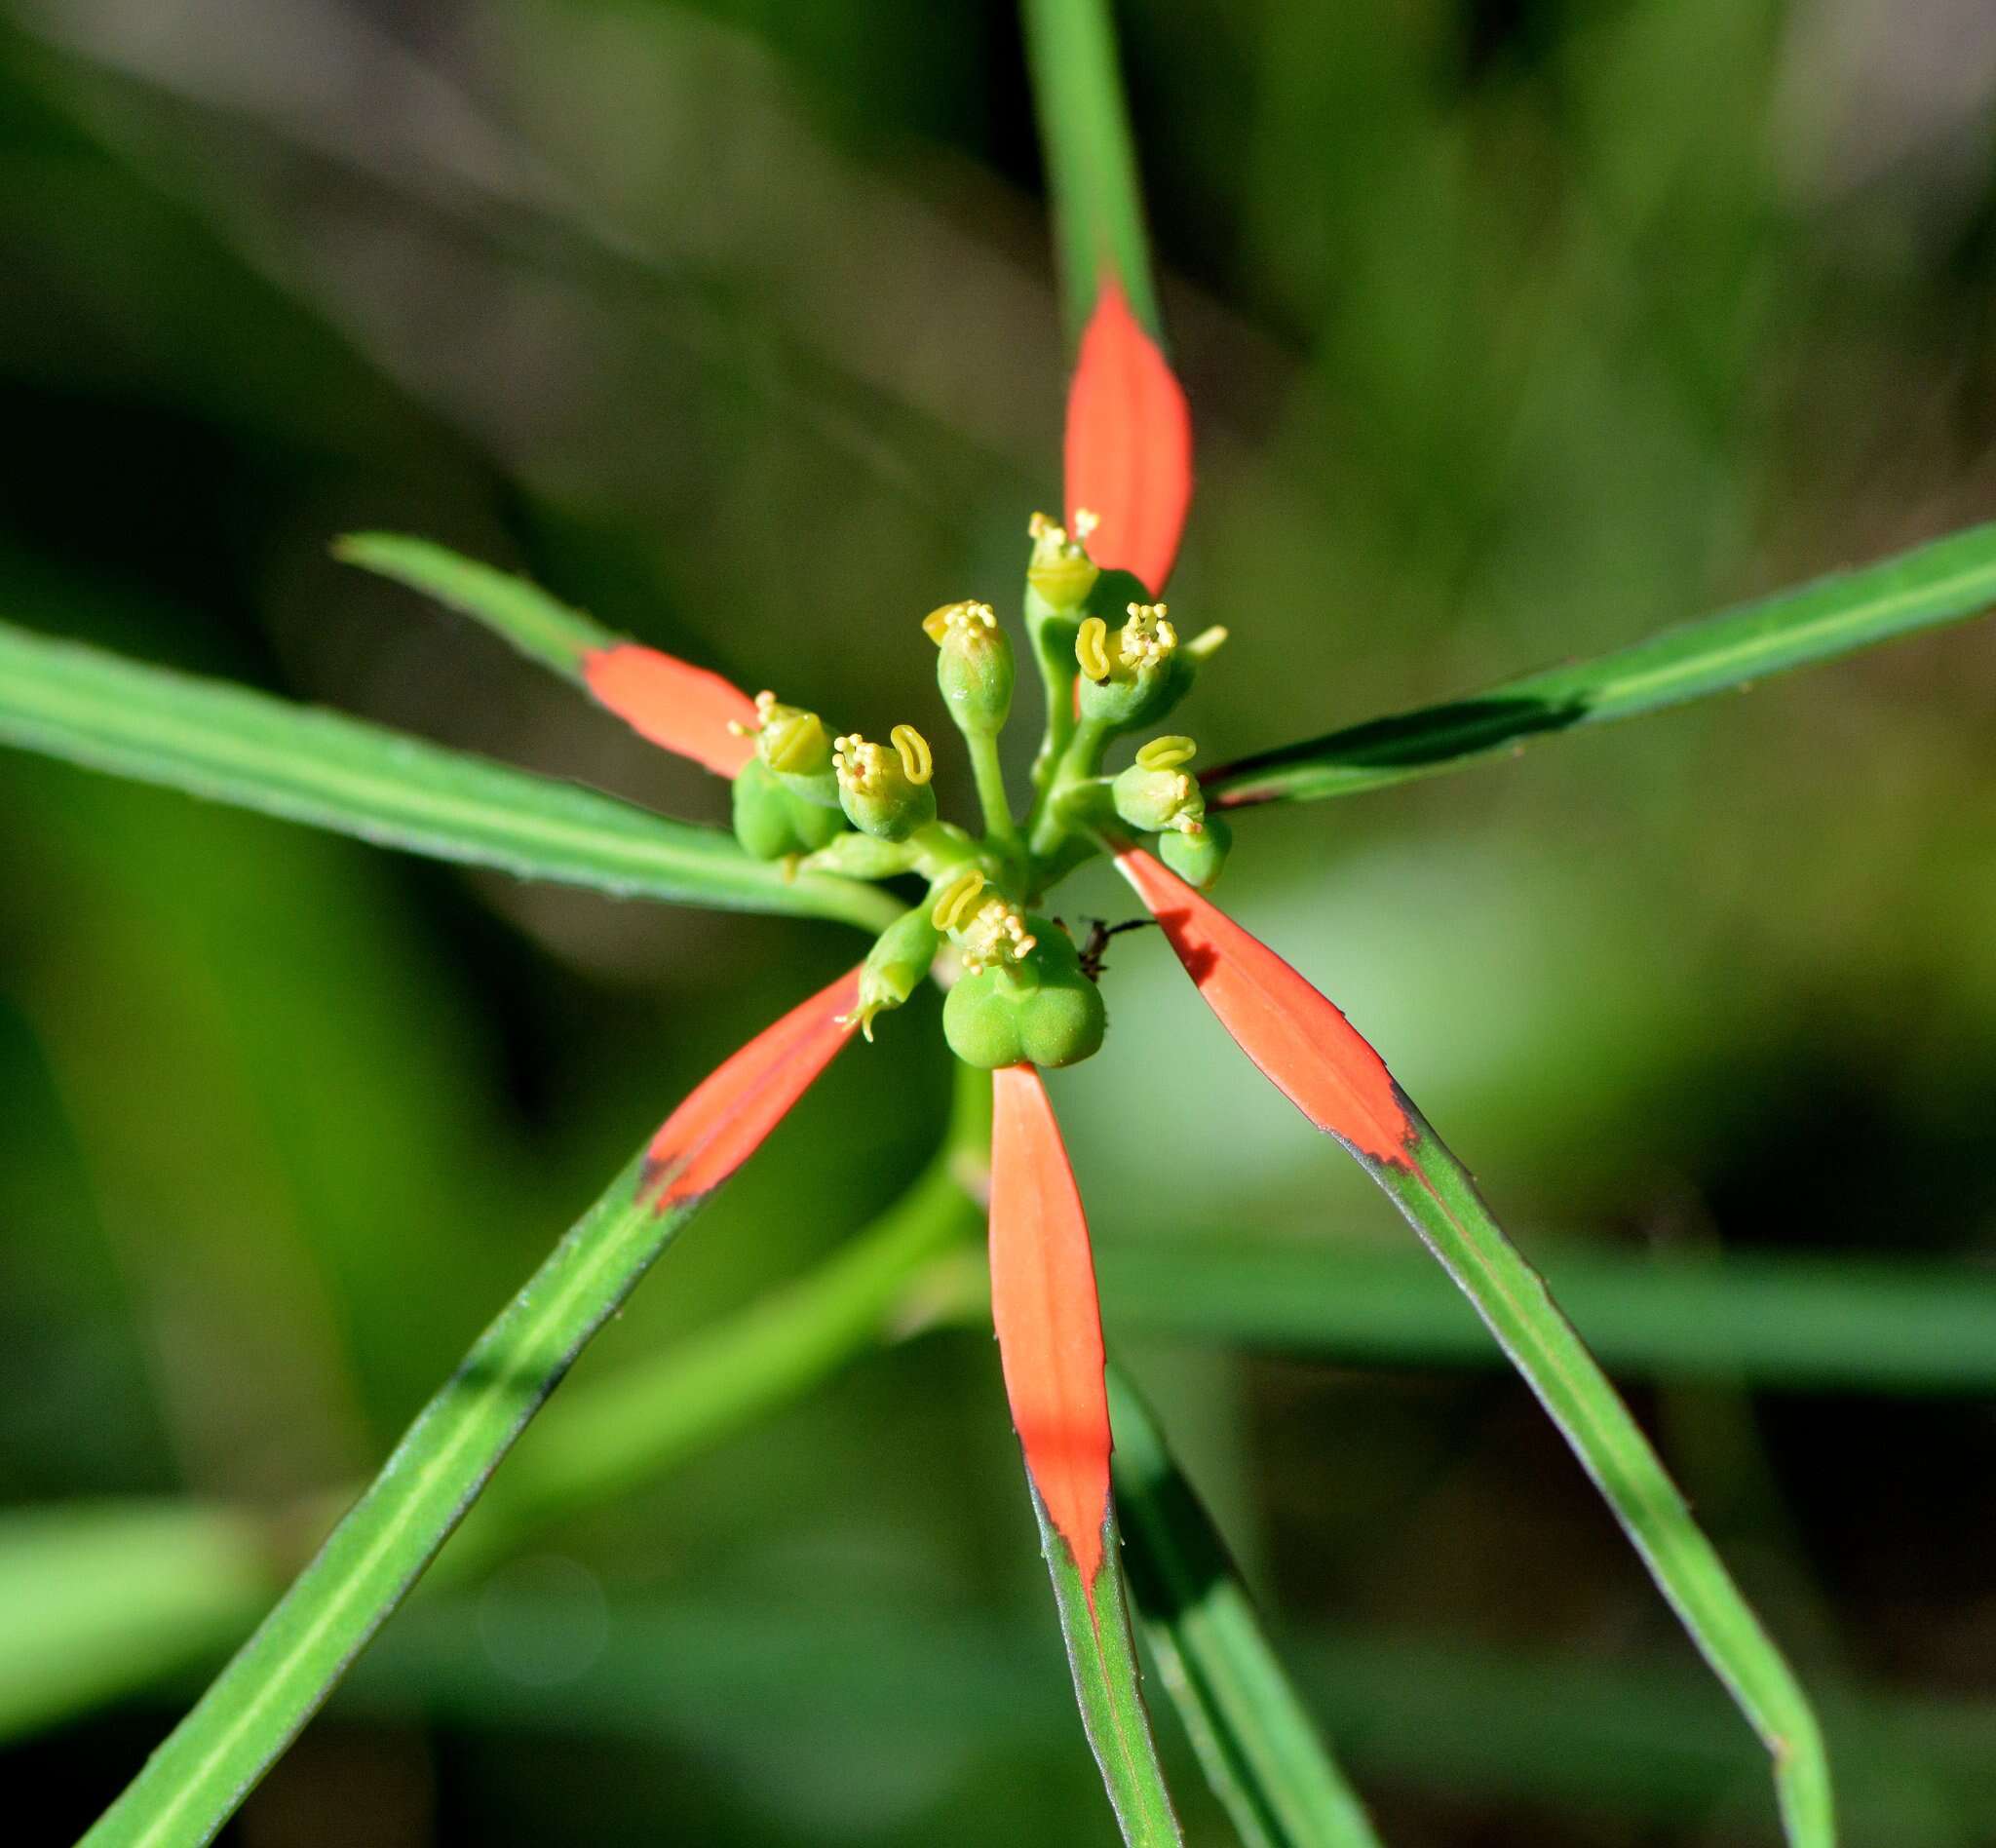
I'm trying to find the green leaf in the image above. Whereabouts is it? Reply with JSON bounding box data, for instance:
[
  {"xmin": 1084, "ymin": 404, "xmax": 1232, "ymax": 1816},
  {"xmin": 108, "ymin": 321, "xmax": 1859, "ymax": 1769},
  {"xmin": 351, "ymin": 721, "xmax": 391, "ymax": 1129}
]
[
  {"xmin": 1367, "ymin": 1111, "xmax": 1833, "ymax": 1848},
  {"xmin": 77, "ymin": 1149, "xmax": 701, "ymax": 1848},
  {"xmin": 1029, "ymin": 1489, "xmax": 1184, "ymax": 1847},
  {"xmin": 334, "ymin": 532, "xmax": 611, "ymax": 680},
  {"xmin": 1108, "ymin": 1367, "xmax": 1383, "ymax": 1848},
  {"xmin": 1099, "ymin": 1237, "xmax": 1996, "ymax": 1394},
  {"xmin": 1021, "ymin": 0, "xmax": 1166, "ymax": 341},
  {"xmin": 0, "ymin": 620, "xmax": 899, "ymax": 931},
  {"xmin": 1205, "ymin": 520, "xmax": 1996, "ymax": 808}
]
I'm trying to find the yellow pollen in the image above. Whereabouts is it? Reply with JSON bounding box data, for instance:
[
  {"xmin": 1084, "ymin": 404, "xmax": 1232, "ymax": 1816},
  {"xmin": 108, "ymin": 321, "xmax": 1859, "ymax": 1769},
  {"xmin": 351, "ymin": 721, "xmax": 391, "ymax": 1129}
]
[
  {"xmin": 958, "ymin": 898, "xmax": 1036, "ymax": 975},
  {"xmin": 1072, "ymin": 508, "xmax": 1099, "ymax": 540}
]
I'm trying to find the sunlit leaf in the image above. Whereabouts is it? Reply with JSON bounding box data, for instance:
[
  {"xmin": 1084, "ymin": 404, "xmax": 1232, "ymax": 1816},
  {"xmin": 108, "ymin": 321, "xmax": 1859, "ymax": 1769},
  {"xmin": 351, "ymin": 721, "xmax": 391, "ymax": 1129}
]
[{"xmin": 1115, "ymin": 847, "xmax": 1833, "ymax": 1848}]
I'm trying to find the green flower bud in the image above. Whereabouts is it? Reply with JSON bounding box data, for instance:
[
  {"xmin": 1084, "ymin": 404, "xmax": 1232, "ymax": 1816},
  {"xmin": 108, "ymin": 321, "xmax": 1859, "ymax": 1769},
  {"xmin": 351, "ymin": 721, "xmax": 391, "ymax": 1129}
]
[
  {"xmin": 744, "ymin": 690, "xmax": 840, "ymax": 807},
  {"xmin": 1159, "ymin": 810, "xmax": 1232, "ymax": 891},
  {"xmin": 843, "ymin": 907, "xmax": 940, "ymax": 1041},
  {"xmin": 1112, "ymin": 735, "xmax": 1205, "ymax": 834},
  {"xmin": 731, "ymin": 758, "xmax": 846, "ymax": 860},
  {"xmin": 923, "ymin": 599, "xmax": 1015, "ymax": 739},
  {"xmin": 834, "ymin": 724, "xmax": 939, "ymax": 841},
  {"xmin": 1075, "ymin": 598, "xmax": 1186, "ymax": 731},
  {"xmin": 1024, "ymin": 510, "xmax": 1100, "ymax": 614},
  {"xmin": 940, "ymin": 908, "xmax": 1106, "ymax": 1070}
]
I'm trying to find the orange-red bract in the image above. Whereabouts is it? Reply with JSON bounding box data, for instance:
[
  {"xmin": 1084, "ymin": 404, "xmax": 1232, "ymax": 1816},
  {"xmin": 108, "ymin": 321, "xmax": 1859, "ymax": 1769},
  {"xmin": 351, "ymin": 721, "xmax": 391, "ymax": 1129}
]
[
  {"xmin": 642, "ymin": 967, "xmax": 863, "ymax": 1209},
  {"xmin": 583, "ymin": 642, "xmax": 759, "ymax": 779},
  {"xmin": 1064, "ymin": 278, "xmax": 1194, "ymax": 597},
  {"xmin": 988, "ymin": 1063, "xmax": 1113, "ymax": 1602},
  {"xmin": 1115, "ymin": 848, "xmax": 1414, "ymax": 1166}
]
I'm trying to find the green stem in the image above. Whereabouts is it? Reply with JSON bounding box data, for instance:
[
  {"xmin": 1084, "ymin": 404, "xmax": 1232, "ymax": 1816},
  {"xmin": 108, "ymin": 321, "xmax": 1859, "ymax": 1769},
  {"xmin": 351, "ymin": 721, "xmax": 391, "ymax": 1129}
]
[
  {"xmin": 1025, "ymin": 598, "xmax": 1081, "ymax": 813},
  {"xmin": 1029, "ymin": 714, "xmax": 1113, "ymax": 860},
  {"xmin": 966, "ymin": 730, "xmax": 1026, "ymax": 874}
]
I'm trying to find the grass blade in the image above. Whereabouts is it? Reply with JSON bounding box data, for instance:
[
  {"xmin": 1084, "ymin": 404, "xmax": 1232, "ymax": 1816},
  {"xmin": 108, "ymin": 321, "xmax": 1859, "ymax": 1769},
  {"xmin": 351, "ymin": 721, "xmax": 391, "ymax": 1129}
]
[
  {"xmin": 1116, "ymin": 847, "xmax": 1834, "ymax": 1847},
  {"xmin": 1108, "ymin": 1367, "xmax": 1383, "ymax": 1848},
  {"xmin": 990, "ymin": 1066, "xmax": 1181, "ymax": 1846},
  {"xmin": 0, "ymin": 619, "xmax": 898, "ymax": 931},
  {"xmin": 79, "ymin": 973, "xmax": 863, "ymax": 1848},
  {"xmin": 1204, "ymin": 520, "xmax": 1996, "ymax": 808},
  {"xmin": 337, "ymin": 534, "xmax": 759, "ymax": 777}
]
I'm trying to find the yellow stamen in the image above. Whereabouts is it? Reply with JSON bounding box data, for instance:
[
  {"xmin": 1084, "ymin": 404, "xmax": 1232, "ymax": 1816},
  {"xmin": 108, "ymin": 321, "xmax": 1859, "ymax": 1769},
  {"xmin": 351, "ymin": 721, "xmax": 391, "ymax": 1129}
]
[
  {"xmin": 1075, "ymin": 616, "xmax": 1111, "ymax": 682},
  {"xmin": 1135, "ymin": 735, "xmax": 1198, "ymax": 771},
  {"xmin": 891, "ymin": 723, "xmax": 934, "ymax": 785},
  {"xmin": 930, "ymin": 867, "xmax": 986, "ymax": 933}
]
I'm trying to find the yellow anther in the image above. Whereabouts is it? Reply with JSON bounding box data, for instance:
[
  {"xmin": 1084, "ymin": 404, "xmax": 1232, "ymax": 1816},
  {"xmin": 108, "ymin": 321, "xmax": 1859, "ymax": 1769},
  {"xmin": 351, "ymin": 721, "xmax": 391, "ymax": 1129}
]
[
  {"xmin": 891, "ymin": 723, "xmax": 934, "ymax": 785},
  {"xmin": 730, "ymin": 689, "xmax": 781, "ymax": 738},
  {"xmin": 930, "ymin": 867, "xmax": 986, "ymax": 933},
  {"xmin": 958, "ymin": 897, "xmax": 1037, "ymax": 975},
  {"xmin": 1186, "ymin": 625, "xmax": 1229, "ymax": 663},
  {"xmin": 1072, "ymin": 508, "xmax": 1099, "ymax": 540},
  {"xmin": 922, "ymin": 599, "xmax": 997, "ymax": 645},
  {"xmin": 1075, "ymin": 616, "xmax": 1111, "ymax": 682},
  {"xmin": 1028, "ymin": 511, "xmax": 1060, "ymax": 542},
  {"xmin": 1135, "ymin": 735, "xmax": 1198, "ymax": 771},
  {"xmin": 833, "ymin": 732, "xmax": 880, "ymax": 790}
]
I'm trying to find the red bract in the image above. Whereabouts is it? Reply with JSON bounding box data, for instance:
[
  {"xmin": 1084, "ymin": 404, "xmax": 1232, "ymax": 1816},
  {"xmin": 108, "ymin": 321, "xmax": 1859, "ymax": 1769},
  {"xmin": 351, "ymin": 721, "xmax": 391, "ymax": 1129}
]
[
  {"xmin": 584, "ymin": 641, "xmax": 759, "ymax": 779},
  {"xmin": 1114, "ymin": 846, "xmax": 1414, "ymax": 1166},
  {"xmin": 1064, "ymin": 278, "xmax": 1193, "ymax": 597},
  {"xmin": 642, "ymin": 967, "xmax": 863, "ymax": 1209},
  {"xmin": 988, "ymin": 1062, "xmax": 1112, "ymax": 1607}
]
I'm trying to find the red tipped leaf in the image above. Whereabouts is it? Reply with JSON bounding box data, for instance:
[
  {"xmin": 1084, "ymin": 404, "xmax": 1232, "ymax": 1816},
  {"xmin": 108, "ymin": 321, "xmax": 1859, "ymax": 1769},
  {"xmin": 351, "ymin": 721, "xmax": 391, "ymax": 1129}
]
[
  {"xmin": 1113, "ymin": 848, "xmax": 1411, "ymax": 1164},
  {"xmin": 989, "ymin": 1063, "xmax": 1181, "ymax": 1844},
  {"xmin": 1065, "ymin": 278, "xmax": 1193, "ymax": 597},
  {"xmin": 989, "ymin": 1062, "xmax": 1113, "ymax": 1594},
  {"xmin": 1112, "ymin": 847, "xmax": 1833, "ymax": 1845},
  {"xmin": 643, "ymin": 967, "xmax": 862, "ymax": 1208},
  {"xmin": 584, "ymin": 642, "xmax": 759, "ymax": 779}
]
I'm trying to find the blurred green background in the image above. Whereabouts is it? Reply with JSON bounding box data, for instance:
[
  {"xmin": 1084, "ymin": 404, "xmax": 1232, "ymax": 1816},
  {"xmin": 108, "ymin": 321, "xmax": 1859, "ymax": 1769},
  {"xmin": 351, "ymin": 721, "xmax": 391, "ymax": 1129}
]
[{"xmin": 3, "ymin": 0, "xmax": 1995, "ymax": 1842}]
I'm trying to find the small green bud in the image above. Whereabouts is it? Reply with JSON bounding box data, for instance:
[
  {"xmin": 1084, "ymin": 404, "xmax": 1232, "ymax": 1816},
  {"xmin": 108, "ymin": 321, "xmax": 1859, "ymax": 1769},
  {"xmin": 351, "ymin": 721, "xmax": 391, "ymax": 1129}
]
[
  {"xmin": 941, "ymin": 914, "xmax": 1106, "ymax": 1069},
  {"xmin": 1159, "ymin": 810, "xmax": 1232, "ymax": 891},
  {"xmin": 1112, "ymin": 735, "xmax": 1205, "ymax": 834},
  {"xmin": 1075, "ymin": 597, "xmax": 1185, "ymax": 731},
  {"xmin": 802, "ymin": 830, "xmax": 920, "ymax": 881},
  {"xmin": 844, "ymin": 907, "xmax": 940, "ymax": 1041},
  {"xmin": 1024, "ymin": 510, "xmax": 1100, "ymax": 614},
  {"xmin": 731, "ymin": 758, "xmax": 846, "ymax": 860},
  {"xmin": 834, "ymin": 724, "xmax": 939, "ymax": 841},
  {"xmin": 924, "ymin": 599, "xmax": 1015, "ymax": 739}
]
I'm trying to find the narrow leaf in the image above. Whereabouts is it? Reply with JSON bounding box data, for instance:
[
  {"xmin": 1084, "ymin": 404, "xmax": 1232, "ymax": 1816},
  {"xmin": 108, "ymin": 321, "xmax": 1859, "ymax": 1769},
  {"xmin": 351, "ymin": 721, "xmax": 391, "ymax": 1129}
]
[
  {"xmin": 1066, "ymin": 280, "xmax": 1194, "ymax": 597},
  {"xmin": 339, "ymin": 532, "xmax": 758, "ymax": 777},
  {"xmin": 989, "ymin": 1064, "xmax": 1181, "ymax": 1847},
  {"xmin": 1021, "ymin": 0, "xmax": 1167, "ymax": 342},
  {"xmin": 1115, "ymin": 848, "xmax": 1834, "ymax": 1848},
  {"xmin": 79, "ymin": 971, "xmax": 862, "ymax": 1848},
  {"xmin": 1108, "ymin": 1367, "xmax": 1383, "ymax": 1848},
  {"xmin": 0, "ymin": 620, "xmax": 897, "ymax": 931},
  {"xmin": 1203, "ymin": 520, "xmax": 1996, "ymax": 808}
]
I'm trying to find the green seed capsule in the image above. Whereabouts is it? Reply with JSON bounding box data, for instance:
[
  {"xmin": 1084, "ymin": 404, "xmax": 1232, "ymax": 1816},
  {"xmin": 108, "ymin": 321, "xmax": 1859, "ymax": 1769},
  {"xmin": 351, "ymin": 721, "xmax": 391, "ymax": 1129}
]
[
  {"xmin": 732, "ymin": 759, "xmax": 846, "ymax": 860},
  {"xmin": 941, "ymin": 916, "xmax": 1106, "ymax": 1069},
  {"xmin": 1160, "ymin": 811, "xmax": 1232, "ymax": 891},
  {"xmin": 925, "ymin": 600, "xmax": 1015, "ymax": 739}
]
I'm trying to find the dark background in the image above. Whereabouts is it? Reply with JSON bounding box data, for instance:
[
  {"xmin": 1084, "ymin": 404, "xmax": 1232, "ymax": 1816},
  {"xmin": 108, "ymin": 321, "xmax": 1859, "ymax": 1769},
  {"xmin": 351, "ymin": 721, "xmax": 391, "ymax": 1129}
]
[{"xmin": 3, "ymin": 1, "xmax": 1994, "ymax": 1842}]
